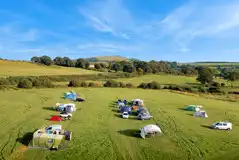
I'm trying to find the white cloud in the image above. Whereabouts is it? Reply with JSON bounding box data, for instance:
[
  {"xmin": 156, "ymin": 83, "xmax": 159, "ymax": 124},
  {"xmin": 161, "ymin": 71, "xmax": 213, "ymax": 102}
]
[
  {"xmin": 158, "ymin": 1, "xmax": 239, "ymax": 52},
  {"xmin": 79, "ymin": 0, "xmax": 133, "ymax": 39}
]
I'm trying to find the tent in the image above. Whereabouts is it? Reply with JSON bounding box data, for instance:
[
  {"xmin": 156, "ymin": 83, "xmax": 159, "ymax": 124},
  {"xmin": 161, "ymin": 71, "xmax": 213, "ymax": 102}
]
[
  {"xmin": 194, "ymin": 110, "xmax": 208, "ymax": 118},
  {"xmin": 120, "ymin": 106, "xmax": 132, "ymax": 114},
  {"xmin": 132, "ymin": 99, "xmax": 144, "ymax": 106},
  {"xmin": 137, "ymin": 108, "xmax": 152, "ymax": 120},
  {"xmin": 64, "ymin": 91, "xmax": 77, "ymax": 100},
  {"xmin": 50, "ymin": 116, "xmax": 62, "ymax": 122},
  {"xmin": 140, "ymin": 125, "xmax": 162, "ymax": 139},
  {"xmin": 118, "ymin": 102, "xmax": 125, "ymax": 109},
  {"xmin": 132, "ymin": 106, "xmax": 139, "ymax": 111},
  {"xmin": 184, "ymin": 105, "xmax": 202, "ymax": 112}
]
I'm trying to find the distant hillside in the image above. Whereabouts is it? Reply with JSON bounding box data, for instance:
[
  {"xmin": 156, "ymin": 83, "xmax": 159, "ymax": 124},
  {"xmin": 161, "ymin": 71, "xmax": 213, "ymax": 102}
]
[
  {"xmin": 86, "ymin": 56, "xmax": 128, "ymax": 62},
  {"xmin": 183, "ymin": 62, "xmax": 239, "ymax": 67},
  {"xmin": 0, "ymin": 60, "xmax": 99, "ymax": 77}
]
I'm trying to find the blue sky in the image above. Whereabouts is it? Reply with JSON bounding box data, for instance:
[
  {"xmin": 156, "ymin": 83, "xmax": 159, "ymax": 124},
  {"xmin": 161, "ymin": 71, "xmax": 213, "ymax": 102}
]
[{"xmin": 0, "ymin": 0, "xmax": 239, "ymax": 62}]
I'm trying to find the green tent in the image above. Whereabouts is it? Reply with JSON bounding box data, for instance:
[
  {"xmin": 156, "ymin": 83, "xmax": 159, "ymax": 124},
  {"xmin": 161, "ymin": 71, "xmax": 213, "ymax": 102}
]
[{"xmin": 184, "ymin": 105, "xmax": 199, "ymax": 111}]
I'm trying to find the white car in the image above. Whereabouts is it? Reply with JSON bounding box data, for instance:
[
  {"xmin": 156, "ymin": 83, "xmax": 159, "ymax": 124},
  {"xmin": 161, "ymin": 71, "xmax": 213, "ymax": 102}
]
[
  {"xmin": 60, "ymin": 112, "xmax": 72, "ymax": 120},
  {"xmin": 122, "ymin": 112, "xmax": 129, "ymax": 119},
  {"xmin": 211, "ymin": 122, "xmax": 232, "ymax": 130}
]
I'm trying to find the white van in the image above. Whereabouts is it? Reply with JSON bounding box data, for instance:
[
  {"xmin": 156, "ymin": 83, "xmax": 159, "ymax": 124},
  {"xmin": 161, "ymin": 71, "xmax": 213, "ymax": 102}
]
[{"xmin": 211, "ymin": 122, "xmax": 232, "ymax": 130}]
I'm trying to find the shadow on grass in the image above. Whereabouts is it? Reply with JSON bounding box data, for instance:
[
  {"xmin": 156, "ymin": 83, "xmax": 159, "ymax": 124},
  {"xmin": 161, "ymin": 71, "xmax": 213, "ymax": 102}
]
[
  {"xmin": 117, "ymin": 130, "xmax": 141, "ymax": 138},
  {"xmin": 178, "ymin": 108, "xmax": 186, "ymax": 111},
  {"xmin": 186, "ymin": 83, "xmax": 200, "ymax": 86},
  {"xmin": 112, "ymin": 109, "xmax": 119, "ymax": 113},
  {"xmin": 201, "ymin": 125, "xmax": 212, "ymax": 129},
  {"xmin": 16, "ymin": 132, "xmax": 34, "ymax": 146},
  {"xmin": 42, "ymin": 107, "xmax": 55, "ymax": 111},
  {"xmin": 186, "ymin": 113, "xmax": 193, "ymax": 116},
  {"xmin": 114, "ymin": 114, "xmax": 122, "ymax": 118},
  {"xmin": 114, "ymin": 114, "xmax": 137, "ymax": 120},
  {"xmin": 131, "ymin": 112, "xmax": 138, "ymax": 116}
]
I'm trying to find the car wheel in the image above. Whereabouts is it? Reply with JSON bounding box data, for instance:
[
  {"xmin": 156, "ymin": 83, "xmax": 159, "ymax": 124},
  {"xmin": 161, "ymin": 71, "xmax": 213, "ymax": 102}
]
[
  {"xmin": 216, "ymin": 127, "xmax": 219, "ymax": 130},
  {"xmin": 227, "ymin": 128, "xmax": 231, "ymax": 131}
]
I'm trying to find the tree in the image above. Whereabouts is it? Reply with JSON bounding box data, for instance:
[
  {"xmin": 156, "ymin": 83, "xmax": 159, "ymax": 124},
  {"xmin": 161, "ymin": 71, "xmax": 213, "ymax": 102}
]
[
  {"xmin": 181, "ymin": 65, "xmax": 197, "ymax": 75},
  {"xmin": 228, "ymin": 71, "xmax": 239, "ymax": 81},
  {"xmin": 31, "ymin": 56, "xmax": 41, "ymax": 63},
  {"xmin": 54, "ymin": 57, "xmax": 64, "ymax": 66},
  {"xmin": 123, "ymin": 63, "xmax": 136, "ymax": 73},
  {"xmin": 85, "ymin": 62, "xmax": 90, "ymax": 69},
  {"xmin": 100, "ymin": 63, "xmax": 107, "ymax": 68},
  {"xmin": 75, "ymin": 58, "xmax": 88, "ymax": 69},
  {"xmin": 197, "ymin": 67, "xmax": 214, "ymax": 84},
  {"xmin": 112, "ymin": 63, "xmax": 122, "ymax": 72},
  {"xmin": 137, "ymin": 68, "xmax": 144, "ymax": 75},
  {"xmin": 94, "ymin": 63, "xmax": 102, "ymax": 70},
  {"xmin": 63, "ymin": 57, "xmax": 75, "ymax": 67},
  {"xmin": 17, "ymin": 79, "xmax": 33, "ymax": 89},
  {"xmin": 40, "ymin": 56, "xmax": 53, "ymax": 66}
]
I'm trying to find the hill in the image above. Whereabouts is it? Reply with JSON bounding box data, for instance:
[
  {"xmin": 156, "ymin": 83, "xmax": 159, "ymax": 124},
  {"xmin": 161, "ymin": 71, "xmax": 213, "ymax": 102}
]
[
  {"xmin": 86, "ymin": 56, "xmax": 128, "ymax": 62},
  {"xmin": 0, "ymin": 60, "xmax": 99, "ymax": 77}
]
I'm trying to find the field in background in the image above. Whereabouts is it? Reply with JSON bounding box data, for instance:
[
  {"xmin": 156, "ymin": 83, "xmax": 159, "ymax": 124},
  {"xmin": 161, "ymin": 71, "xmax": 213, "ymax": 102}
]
[
  {"xmin": 189, "ymin": 62, "xmax": 239, "ymax": 67},
  {"xmin": 117, "ymin": 74, "xmax": 198, "ymax": 86},
  {"xmin": 0, "ymin": 60, "xmax": 99, "ymax": 77},
  {"xmin": 87, "ymin": 56, "xmax": 128, "ymax": 62},
  {"xmin": 0, "ymin": 88, "xmax": 239, "ymax": 160}
]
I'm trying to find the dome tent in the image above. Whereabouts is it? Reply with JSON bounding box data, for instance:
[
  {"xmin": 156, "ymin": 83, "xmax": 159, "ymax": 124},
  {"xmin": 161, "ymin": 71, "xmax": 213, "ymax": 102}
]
[
  {"xmin": 184, "ymin": 105, "xmax": 202, "ymax": 112},
  {"xmin": 140, "ymin": 124, "xmax": 162, "ymax": 139},
  {"xmin": 50, "ymin": 116, "xmax": 62, "ymax": 122},
  {"xmin": 64, "ymin": 91, "xmax": 77, "ymax": 101}
]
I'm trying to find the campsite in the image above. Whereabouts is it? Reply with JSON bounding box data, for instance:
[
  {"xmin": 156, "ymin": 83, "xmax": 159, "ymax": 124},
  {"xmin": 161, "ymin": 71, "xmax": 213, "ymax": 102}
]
[
  {"xmin": 1, "ymin": 0, "xmax": 239, "ymax": 159},
  {"xmin": 0, "ymin": 87, "xmax": 239, "ymax": 160}
]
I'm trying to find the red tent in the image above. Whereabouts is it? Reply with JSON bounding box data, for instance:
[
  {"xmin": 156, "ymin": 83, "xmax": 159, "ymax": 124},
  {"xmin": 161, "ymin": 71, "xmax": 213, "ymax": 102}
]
[{"xmin": 50, "ymin": 116, "xmax": 62, "ymax": 121}]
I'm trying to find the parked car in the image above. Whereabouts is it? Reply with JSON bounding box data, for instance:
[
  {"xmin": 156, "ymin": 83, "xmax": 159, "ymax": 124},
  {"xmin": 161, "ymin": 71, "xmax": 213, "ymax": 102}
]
[
  {"xmin": 211, "ymin": 122, "xmax": 232, "ymax": 130},
  {"xmin": 60, "ymin": 111, "xmax": 72, "ymax": 120},
  {"xmin": 122, "ymin": 112, "xmax": 129, "ymax": 119}
]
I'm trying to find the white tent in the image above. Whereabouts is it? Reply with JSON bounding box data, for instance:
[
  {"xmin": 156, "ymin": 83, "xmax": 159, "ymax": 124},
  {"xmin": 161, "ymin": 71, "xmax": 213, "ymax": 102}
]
[
  {"xmin": 194, "ymin": 110, "xmax": 208, "ymax": 118},
  {"xmin": 132, "ymin": 99, "xmax": 144, "ymax": 106},
  {"xmin": 117, "ymin": 102, "xmax": 125, "ymax": 108},
  {"xmin": 140, "ymin": 124, "xmax": 162, "ymax": 139}
]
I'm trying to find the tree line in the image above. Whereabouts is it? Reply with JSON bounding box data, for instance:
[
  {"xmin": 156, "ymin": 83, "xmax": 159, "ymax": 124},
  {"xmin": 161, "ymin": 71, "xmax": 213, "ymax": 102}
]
[{"xmin": 31, "ymin": 56, "xmax": 239, "ymax": 83}]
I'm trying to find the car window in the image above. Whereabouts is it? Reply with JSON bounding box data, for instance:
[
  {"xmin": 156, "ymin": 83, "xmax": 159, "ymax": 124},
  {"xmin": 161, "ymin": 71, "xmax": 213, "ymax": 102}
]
[
  {"xmin": 46, "ymin": 127, "xmax": 52, "ymax": 130},
  {"xmin": 218, "ymin": 123, "xmax": 222, "ymax": 126},
  {"xmin": 223, "ymin": 123, "xmax": 227, "ymax": 126}
]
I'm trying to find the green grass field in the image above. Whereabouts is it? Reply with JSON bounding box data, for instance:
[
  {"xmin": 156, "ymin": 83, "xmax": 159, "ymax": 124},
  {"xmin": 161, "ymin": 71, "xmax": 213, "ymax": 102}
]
[
  {"xmin": 0, "ymin": 60, "xmax": 99, "ymax": 77},
  {"xmin": 1, "ymin": 88, "xmax": 239, "ymax": 160},
  {"xmin": 87, "ymin": 56, "xmax": 128, "ymax": 62},
  {"xmin": 188, "ymin": 62, "xmax": 239, "ymax": 67},
  {"xmin": 117, "ymin": 74, "xmax": 239, "ymax": 88},
  {"xmin": 117, "ymin": 74, "xmax": 198, "ymax": 86}
]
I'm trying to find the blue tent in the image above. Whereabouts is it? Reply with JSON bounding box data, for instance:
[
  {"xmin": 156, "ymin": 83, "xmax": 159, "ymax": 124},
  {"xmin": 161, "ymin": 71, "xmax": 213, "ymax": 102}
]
[
  {"xmin": 64, "ymin": 91, "xmax": 77, "ymax": 100},
  {"xmin": 120, "ymin": 106, "xmax": 132, "ymax": 114}
]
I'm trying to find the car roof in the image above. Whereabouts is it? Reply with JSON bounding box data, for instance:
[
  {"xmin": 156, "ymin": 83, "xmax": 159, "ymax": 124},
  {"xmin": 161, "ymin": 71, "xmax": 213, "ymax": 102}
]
[{"xmin": 215, "ymin": 122, "xmax": 231, "ymax": 124}]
